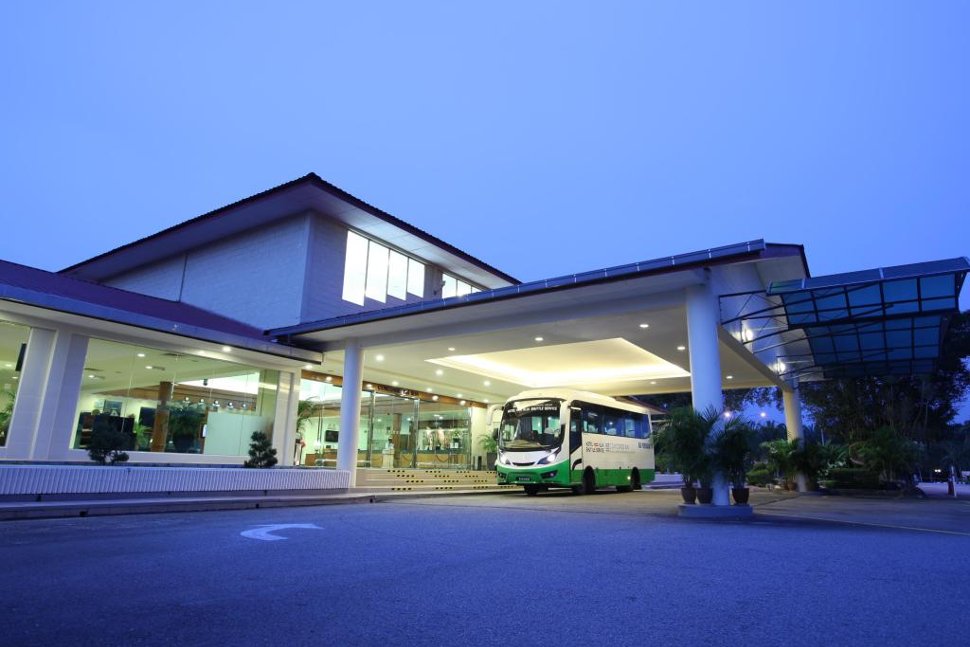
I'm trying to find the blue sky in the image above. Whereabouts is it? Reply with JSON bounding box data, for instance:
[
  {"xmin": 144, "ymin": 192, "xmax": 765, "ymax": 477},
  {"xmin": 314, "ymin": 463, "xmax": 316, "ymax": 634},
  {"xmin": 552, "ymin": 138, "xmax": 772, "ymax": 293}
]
[{"xmin": 1, "ymin": 2, "xmax": 968, "ymax": 415}]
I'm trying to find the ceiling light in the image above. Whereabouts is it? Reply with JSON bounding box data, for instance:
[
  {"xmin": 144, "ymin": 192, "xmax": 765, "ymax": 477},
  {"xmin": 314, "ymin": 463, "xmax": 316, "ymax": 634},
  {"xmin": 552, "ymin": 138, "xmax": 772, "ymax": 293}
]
[
  {"xmin": 483, "ymin": 398, "xmax": 489, "ymax": 403},
  {"xmin": 483, "ymin": 380, "xmax": 491, "ymax": 387},
  {"xmin": 145, "ymin": 365, "xmax": 153, "ymax": 370},
  {"xmin": 375, "ymin": 354, "xmax": 385, "ymax": 362},
  {"xmin": 366, "ymin": 384, "xmax": 373, "ymax": 390},
  {"xmin": 432, "ymin": 395, "xmax": 439, "ymax": 401},
  {"xmin": 650, "ymin": 381, "xmax": 657, "ymax": 385},
  {"xmin": 303, "ymin": 364, "xmax": 313, "ymax": 370},
  {"xmin": 10, "ymin": 376, "xmax": 17, "ymax": 380},
  {"xmin": 447, "ymin": 347, "xmax": 456, "ymax": 352},
  {"xmin": 88, "ymin": 374, "xmax": 96, "ymax": 379},
  {"xmin": 221, "ymin": 346, "xmax": 232, "ymax": 353},
  {"xmin": 456, "ymin": 393, "xmax": 463, "ymax": 398},
  {"xmin": 325, "ymin": 376, "xmax": 333, "ymax": 382},
  {"xmin": 391, "ymin": 380, "xmax": 399, "ymax": 386},
  {"xmin": 426, "ymin": 387, "xmax": 433, "ymax": 393},
  {"xmin": 726, "ymin": 375, "xmax": 734, "ymax": 380},
  {"xmin": 136, "ymin": 353, "xmax": 145, "ymax": 358},
  {"xmin": 639, "ymin": 323, "xmax": 650, "ymax": 329},
  {"xmin": 534, "ymin": 336, "xmax": 544, "ymax": 342},
  {"xmin": 435, "ymin": 369, "xmax": 443, "ymax": 376},
  {"xmin": 459, "ymin": 400, "xmax": 466, "ymax": 405},
  {"xmin": 676, "ymin": 345, "xmax": 686, "ymax": 351}
]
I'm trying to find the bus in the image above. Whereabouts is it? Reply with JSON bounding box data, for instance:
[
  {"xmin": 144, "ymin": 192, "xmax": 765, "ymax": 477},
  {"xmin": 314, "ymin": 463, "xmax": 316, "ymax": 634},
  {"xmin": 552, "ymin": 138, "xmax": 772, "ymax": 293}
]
[{"xmin": 494, "ymin": 388, "xmax": 660, "ymax": 495}]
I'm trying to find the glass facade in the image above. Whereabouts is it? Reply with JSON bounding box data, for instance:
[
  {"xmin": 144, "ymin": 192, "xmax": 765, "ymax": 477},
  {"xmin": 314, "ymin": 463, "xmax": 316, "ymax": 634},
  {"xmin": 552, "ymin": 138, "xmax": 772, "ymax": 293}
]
[
  {"xmin": 297, "ymin": 375, "xmax": 478, "ymax": 469},
  {"xmin": 0, "ymin": 319, "xmax": 31, "ymax": 447},
  {"xmin": 72, "ymin": 338, "xmax": 279, "ymax": 456}
]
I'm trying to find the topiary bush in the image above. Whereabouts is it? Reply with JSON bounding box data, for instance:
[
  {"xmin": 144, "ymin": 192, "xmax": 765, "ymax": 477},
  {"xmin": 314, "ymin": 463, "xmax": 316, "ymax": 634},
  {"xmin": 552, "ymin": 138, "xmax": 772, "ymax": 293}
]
[
  {"xmin": 244, "ymin": 431, "xmax": 278, "ymax": 468},
  {"xmin": 87, "ymin": 426, "xmax": 130, "ymax": 465},
  {"xmin": 746, "ymin": 463, "xmax": 774, "ymax": 487}
]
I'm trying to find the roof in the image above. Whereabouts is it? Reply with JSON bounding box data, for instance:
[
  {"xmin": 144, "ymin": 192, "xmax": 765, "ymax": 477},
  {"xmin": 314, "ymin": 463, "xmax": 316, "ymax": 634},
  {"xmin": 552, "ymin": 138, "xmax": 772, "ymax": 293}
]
[
  {"xmin": 0, "ymin": 258, "xmax": 312, "ymax": 360},
  {"xmin": 60, "ymin": 173, "xmax": 518, "ymax": 288},
  {"xmin": 270, "ymin": 239, "xmax": 807, "ymax": 340},
  {"xmin": 766, "ymin": 257, "xmax": 969, "ymax": 379}
]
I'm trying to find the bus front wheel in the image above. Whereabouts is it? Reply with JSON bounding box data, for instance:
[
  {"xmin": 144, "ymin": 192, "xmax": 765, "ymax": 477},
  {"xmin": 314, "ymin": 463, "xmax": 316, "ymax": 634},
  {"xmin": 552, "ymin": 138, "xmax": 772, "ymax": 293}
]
[{"xmin": 524, "ymin": 485, "xmax": 539, "ymax": 496}]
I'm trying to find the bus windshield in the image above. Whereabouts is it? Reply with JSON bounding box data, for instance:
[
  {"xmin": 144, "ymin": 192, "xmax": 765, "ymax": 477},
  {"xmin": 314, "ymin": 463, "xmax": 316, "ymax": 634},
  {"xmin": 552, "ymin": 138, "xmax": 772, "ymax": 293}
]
[{"xmin": 499, "ymin": 398, "xmax": 563, "ymax": 451}]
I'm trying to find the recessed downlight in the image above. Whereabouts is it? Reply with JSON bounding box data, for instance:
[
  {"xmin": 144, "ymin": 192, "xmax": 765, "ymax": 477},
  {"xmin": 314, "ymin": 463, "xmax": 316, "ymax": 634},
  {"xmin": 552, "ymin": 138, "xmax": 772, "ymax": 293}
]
[
  {"xmin": 435, "ymin": 369, "xmax": 444, "ymax": 376},
  {"xmin": 447, "ymin": 347, "xmax": 456, "ymax": 352},
  {"xmin": 459, "ymin": 400, "xmax": 466, "ymax": 405},
  {"xmin": 639, "ymin": 323, "xmax": 650, "ymax": 329},
  {"xmin": 391, "ymin": 380, "xmax": 399, "ymax": 386},
  {"xmin": 483, "ymin": 380, "xmax": 491, "ymax": 387},
  {"xmin": 534, "ymin": 336, "xmax": 544, "ymax": 342},
  {"xmin": 676, "ymin": 345, "xmax": 686, "ymax": 351},
  {"xmin": 221, "ymin": 346, "xmax": 232, "ymax": 353},
  {"xmin": 726, "ymin": 375, "xmax": 734, "ymax": 380},
  {"xmin": 432, "ymin": 395, "xmax": 439, "ymax": 401},
  {"xmin": 136, "ymin": 353, "xmax": 146, "ymax": 358},
  {"xmin": 375, "ymin": 354, "xmax": 385, "ymax": 362},
  {"xmin": 426, "ymin": 387, "xmax": 433, "ymax": 393}
]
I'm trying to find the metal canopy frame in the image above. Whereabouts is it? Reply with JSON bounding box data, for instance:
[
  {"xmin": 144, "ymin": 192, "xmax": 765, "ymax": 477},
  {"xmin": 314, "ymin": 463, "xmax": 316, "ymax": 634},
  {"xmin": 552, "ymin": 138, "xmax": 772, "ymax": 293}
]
[{"xmin": 720, "ymin": 258, "xmax": 969, "ymax": 382}]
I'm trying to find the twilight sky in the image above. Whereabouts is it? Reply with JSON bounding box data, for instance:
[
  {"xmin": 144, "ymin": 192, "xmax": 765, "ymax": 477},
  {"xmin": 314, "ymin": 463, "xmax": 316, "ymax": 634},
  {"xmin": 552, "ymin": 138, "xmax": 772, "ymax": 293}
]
[{"xmin": 1, "ymin": 1, "xmax": 968, "ymax": 309}]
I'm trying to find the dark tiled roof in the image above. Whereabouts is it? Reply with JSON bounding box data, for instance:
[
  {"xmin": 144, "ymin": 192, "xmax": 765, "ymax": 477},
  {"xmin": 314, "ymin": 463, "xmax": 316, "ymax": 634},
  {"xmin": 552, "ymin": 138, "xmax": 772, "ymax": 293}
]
[{"xmin": 0, "ymin": 258, "xmax": 276, "ymax": 346}]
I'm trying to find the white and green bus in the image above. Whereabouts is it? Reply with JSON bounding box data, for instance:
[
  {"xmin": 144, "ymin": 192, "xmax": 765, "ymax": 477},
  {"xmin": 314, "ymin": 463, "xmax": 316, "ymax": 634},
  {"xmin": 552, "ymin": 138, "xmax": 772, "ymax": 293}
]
[{"xmin": 495, "ymin": 389, "xmax": 659, "ymax": 496}]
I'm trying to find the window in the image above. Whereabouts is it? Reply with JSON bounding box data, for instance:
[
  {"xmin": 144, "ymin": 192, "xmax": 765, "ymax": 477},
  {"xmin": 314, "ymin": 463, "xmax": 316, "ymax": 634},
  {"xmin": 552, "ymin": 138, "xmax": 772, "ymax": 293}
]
[
  {"xmin": 441, "ymin": 273, "xmax": 482, "ymax": 299},
  {"xmin": 342, "ymin": 231, "xmax": 425, "ymax": 305}
]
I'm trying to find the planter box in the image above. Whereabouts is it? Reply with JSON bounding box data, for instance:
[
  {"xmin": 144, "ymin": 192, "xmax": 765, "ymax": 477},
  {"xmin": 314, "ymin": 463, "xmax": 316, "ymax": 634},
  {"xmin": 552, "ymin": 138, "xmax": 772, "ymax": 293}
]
[{"xmin": 0, "ymin": 464, "xmax": 351, "ymax": 497}]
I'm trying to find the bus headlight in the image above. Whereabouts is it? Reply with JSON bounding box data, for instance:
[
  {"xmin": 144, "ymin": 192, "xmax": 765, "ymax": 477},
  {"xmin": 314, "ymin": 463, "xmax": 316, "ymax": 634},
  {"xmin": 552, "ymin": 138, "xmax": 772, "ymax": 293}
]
[
  {"xmin": 498, "ymin": 453, "xmax": 511, "ymax": 466},
  {"xmin": 538, "ymin": 449, "xmax": 560, "ymax": 465}
]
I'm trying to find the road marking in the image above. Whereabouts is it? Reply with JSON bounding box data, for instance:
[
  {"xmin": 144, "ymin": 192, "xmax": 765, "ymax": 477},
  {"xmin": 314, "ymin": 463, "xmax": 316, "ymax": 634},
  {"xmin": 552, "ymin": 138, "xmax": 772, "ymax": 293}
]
[{"xmin": 240, "ymin": 523, "xmax": 322, "ymax": 541}]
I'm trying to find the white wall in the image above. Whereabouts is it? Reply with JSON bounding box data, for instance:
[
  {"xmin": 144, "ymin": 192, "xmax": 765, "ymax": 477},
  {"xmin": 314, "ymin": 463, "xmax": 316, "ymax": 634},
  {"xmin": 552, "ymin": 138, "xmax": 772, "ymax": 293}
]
[
  {"xmin": 107, "ymin": 255, "xmax": 186, "ymax": 301},
  {"xmin": 180, "ymin": 217, "xmax": 310, "ymax": 329}
]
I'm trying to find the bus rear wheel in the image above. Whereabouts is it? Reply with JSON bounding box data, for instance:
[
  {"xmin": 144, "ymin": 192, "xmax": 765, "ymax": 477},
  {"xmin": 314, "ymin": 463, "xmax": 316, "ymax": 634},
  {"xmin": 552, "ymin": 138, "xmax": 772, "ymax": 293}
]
[
  {"xmin": 582, "ymin": 469, "xmax": 596, "ymax": 495},
  {"xmin": 617, "ymin": 468, "xmax": 640, "ymax": 493}
]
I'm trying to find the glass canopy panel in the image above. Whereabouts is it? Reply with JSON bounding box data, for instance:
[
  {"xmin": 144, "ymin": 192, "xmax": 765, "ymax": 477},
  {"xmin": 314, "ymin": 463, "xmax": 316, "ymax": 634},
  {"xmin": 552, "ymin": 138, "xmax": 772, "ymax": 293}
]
[{"xmin": 761, "ymin": 258, "xmax": 968, "ymax": 379}]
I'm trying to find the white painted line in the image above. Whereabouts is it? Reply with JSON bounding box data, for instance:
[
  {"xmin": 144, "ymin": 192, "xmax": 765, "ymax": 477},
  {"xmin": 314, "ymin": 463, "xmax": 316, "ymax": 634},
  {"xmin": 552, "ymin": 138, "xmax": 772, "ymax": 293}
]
[{"xmin": 240, "ymin": 523, "xmax": 322, "ymax": 541}]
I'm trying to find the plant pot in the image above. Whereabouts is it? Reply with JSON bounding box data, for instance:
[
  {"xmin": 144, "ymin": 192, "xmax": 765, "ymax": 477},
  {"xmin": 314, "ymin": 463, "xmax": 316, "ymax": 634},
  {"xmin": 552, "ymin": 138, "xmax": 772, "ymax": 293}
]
[
  {"xmin": 680, "ymin": 486, "xmax": 697, "ymax": 504},
  {"xmin": 731, "ymin": 487, "xmax": 750, "ymax": 505},
  {"xmin": 696, "ymin": 486, "xmax": 714, "ymax": 504}
]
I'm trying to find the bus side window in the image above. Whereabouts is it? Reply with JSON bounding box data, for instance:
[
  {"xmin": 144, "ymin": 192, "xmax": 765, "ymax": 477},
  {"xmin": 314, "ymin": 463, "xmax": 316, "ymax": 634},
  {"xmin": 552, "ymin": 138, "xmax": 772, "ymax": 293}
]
[
  {"xmin": 623, "ymin": 415, "xmax": 636, "ymax": 438},
  {"xmin": 635, "ymin": 415, "xmax": 649, "ymax": 439}
]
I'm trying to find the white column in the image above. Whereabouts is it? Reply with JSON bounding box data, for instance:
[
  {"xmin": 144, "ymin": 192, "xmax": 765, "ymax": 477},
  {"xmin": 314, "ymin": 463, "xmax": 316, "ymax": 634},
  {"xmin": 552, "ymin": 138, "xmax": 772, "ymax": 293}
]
[
  {"xmin": 33, "ymin": 332, "xmax": 89, "ymax": 461},
  {"xmin": 686, "ymin": 280, "xmax": 728, "ymax": 505},
  {"xmin": 337, "ymin": 339, "xmax": 363, "ymax": 486},
  {"xmin": 783, "ymin": 384, "xmax": 808, "ymax": 492},
  {"xmin": 272, "ymin": 370, "xmax": 301, "ymax": 466},
  {"xmin": 2, "ymin": 328, "xmax": 56, "ymax": 460}
]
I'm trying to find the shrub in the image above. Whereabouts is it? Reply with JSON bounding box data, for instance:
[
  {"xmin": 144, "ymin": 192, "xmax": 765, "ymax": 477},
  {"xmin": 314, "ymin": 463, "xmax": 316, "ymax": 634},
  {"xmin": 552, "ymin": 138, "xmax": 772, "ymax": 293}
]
[
  {"xmin": 244, "ymin": 431, "xmax": 278, "ymax": 468},
  {"xmin": 746, "ymin": 465, "xmax": 774, "ymax": 487},
  {"xmin": 87, "ymin": 426, "xmax": 130, "ymax": 465},
  {"xmin": 821, "ymin": 467, "xmax": 880, "ymax": 490}
]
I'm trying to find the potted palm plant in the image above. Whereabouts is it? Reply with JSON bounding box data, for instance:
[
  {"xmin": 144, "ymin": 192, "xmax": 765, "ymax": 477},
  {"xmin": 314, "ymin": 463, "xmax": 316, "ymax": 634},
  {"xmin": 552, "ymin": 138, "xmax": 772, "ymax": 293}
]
[
  {"xmin": 655, "ymin": 406, "xmax": 719, "ymax": 504},
  {"xmin": 168, "ymin": 401, "xmax": 205, "ymax": 452},
  {"xmin": 710, "ymin": 416, "xmax": 757, "ymax": 504}
]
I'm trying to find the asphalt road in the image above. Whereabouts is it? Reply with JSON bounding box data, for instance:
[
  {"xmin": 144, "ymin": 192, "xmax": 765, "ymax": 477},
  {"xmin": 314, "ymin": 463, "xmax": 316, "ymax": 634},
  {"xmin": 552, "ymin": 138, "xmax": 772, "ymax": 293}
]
[{"xmin": 1, "ymin": 490, "xmax": 967, "ymax": 646}]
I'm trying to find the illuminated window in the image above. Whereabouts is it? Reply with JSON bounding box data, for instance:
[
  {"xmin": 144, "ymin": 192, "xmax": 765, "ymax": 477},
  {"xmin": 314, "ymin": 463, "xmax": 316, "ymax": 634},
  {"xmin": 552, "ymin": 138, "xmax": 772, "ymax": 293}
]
[
  {"xmin": 441, "ymin": 273, "xmax": 481, "ymax": 299},
  {"xmin": 342, "ymin": 231, "xmax": 425, "ymax": 305}
]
